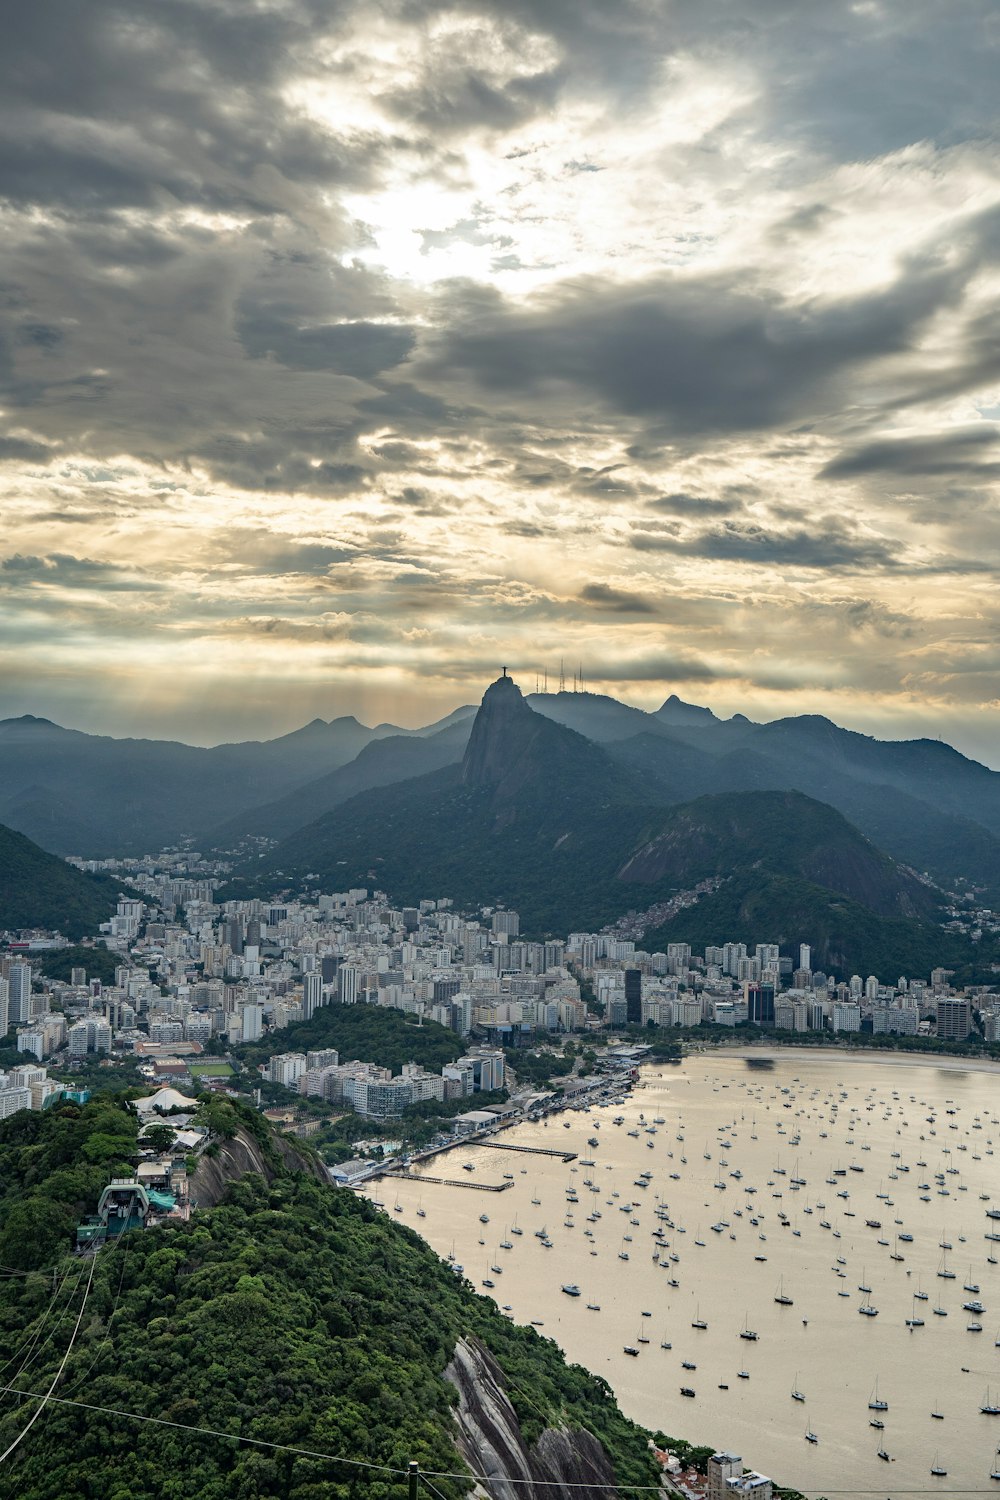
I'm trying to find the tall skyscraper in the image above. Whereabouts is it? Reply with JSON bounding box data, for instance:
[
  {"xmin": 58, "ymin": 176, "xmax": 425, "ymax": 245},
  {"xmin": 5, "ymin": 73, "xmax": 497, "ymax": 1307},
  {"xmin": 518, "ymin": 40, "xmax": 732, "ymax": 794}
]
[
  {"xmin": 8, "ymin": 965, "xmax": 32, "ymax": 1027},
  {"xmin": 625, "ymin": 969, "xmax": 642, "ymax": 1025}
]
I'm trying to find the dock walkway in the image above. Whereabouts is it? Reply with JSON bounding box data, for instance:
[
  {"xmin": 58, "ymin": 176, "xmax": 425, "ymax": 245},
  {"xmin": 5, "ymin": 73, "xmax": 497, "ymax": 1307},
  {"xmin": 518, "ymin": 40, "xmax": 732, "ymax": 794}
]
[
  {"xmin": 380, "ymin": 1171, "xmax": 514, "ymax": 1192},
  {"xmin": 478, "ymin": 1142, "xmax": 577, "ymax": 1163}
]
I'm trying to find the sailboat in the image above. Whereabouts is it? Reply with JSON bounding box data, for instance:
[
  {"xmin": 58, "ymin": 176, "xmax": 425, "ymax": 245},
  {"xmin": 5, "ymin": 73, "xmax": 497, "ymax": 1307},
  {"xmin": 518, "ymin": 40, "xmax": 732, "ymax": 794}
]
[
  {"xmin": 739, "ymin": 1313, "xmax": 759, "ymax": 1341},
  {"xmin": 691, "ymin": 1305, "xmax": 708, "ymax": 1330},
  {"xmin": 774, "ymin": 1276, "xmax": 794, "ymax": 1307},
  {"xmin": 868, "ymin": 1378, "xmax": 888, "ymax": 1411},
  {"xmin": 930, "ymin": 1454, "xmax": 946, "ymax": 1477},
  {"xmin": 791, "ymin": 1373, "xmax": 805, "ymax": 1403},
  {"xmin": 990, "ymin": 1448, "xmax": 1000, "ymax": 1481},
  {"xmin": 906, "ymin": 1294, "xmax": 925, "ymax": 1328},
  {"xmin": 937, "ymin": 1248, "xmax": 956, "ymax": 1280}
]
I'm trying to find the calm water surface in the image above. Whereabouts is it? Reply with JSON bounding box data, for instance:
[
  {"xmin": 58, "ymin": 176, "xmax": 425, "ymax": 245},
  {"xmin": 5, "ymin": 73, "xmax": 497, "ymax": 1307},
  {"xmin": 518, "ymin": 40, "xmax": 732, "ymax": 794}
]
[{"xmin": 368, "ymin": 1050, "xmax": 1000, "ymax": 1497}]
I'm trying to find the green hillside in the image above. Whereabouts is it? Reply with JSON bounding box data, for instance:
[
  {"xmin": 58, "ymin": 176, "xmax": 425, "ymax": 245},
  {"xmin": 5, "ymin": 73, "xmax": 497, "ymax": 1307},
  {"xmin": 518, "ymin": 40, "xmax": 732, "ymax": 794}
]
[
  {"xmin": 0, "ymin": 822, "xmax": 125, "ymax": 939},
  {"xmin": 0, "ymin": 1095, "xmax": 658, "ymax": 1500},
  {"xmin": 233, "ymin": 1001, "xmax": 465, "ymax": 1074}
]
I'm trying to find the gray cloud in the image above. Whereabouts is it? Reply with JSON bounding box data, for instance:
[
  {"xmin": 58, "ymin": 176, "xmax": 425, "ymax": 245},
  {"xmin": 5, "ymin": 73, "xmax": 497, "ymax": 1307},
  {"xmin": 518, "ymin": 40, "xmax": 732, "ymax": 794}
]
[
  {"xmin": 237, "ymin": 309, "xmax": 416, "ymax": 378},
  {"xmin": 579, "ymin": 583, "xmax": 656, "ymax": 615},
  {"xmin": 422, "ymin": 257, "xmax": 967, "ymax": 436},
  {"xmin": 0, "ymin": 551, "xmax": 157, "ymax": 591},
  {"xmin": 647, "ymin": 492, "xmax": 743, "ymax": 518},
  {"xmin": 628, "ymin": 522, "xmax": 899, "ymax": 571},
  {"xmin": 820, "ymin": 426, "xmax": 1000, "ymax": 479}
]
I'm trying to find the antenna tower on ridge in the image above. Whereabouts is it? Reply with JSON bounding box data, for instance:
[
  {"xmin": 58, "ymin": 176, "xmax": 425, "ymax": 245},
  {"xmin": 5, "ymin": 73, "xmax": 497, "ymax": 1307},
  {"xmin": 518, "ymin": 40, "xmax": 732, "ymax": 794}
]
[{"xmin": 559, "ymin": 659, "xmax": 566, "ymax": 693}]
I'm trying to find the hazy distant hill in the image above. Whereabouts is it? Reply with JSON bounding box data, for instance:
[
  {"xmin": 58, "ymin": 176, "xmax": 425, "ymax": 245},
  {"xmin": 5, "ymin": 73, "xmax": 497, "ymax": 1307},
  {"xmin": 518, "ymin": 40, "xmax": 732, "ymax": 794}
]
[
  {"xmin": 0, "ymin": 822, "xmax": 125, "ymax": 939},
  {"xmin": 0, "ymin": 711, "xmax": 460, "ymax": 857},
  {"xmin": 208, "ymin": 713, "xmax": 475, "ymax": 847},
  {"xmin": 232, "ymin": 677, "xmax": 974, "ymax": 977},
  {"xmin": 529, "ymin": 692, "xmax": 1000, "ymax": 900}
]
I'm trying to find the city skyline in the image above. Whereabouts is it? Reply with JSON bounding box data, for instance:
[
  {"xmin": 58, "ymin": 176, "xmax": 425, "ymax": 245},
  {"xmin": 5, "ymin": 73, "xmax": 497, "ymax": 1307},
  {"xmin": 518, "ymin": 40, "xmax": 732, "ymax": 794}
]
[{"xmin": 2, "ymin": 2, "xmax": 1000, "ymax": 762}]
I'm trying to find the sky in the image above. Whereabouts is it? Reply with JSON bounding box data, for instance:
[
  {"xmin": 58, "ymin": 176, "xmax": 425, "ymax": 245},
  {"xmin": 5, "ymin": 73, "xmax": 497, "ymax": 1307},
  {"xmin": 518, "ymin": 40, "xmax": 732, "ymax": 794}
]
[{"xmin": 2, "ymin": 1, "xmax": 1000, "ymax": 763}]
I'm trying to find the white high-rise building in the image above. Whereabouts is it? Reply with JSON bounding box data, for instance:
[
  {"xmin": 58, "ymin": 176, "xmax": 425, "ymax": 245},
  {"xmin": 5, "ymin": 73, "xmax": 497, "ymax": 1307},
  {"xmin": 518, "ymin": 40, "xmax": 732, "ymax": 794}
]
[
  {"xmin": 831, "ymin": 1002, "xmax": 861, "ymax": 1033},
  {"xmin": 241, "ymin": 1003, "xmax": 264, "ymax": 1042},
  {"xmin": 302, "ymin": 971, "xmax": 323, "ymax": 1018},
  {"xmin": 338, "ymin": 965, "xmax": 360, "ymax": 1005}
]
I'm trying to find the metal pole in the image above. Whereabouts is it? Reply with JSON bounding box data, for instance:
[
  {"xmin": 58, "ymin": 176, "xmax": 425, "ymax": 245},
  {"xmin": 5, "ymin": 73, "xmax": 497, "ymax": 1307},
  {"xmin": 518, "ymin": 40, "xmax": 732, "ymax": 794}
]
[{"xmin": 408, "ymin": 1461, "xmax": 419, "ymax": 1500}]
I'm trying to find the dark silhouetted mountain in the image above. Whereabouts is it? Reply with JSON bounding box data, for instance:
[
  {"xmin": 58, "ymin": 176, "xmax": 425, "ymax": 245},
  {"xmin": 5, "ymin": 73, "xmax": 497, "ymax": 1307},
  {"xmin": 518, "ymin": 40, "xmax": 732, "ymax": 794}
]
[
  {"xmin": 208, "ymin": 717, "xmax": 473, "ymax": 847},
  {"xmin": 0, "ymin": 822, "xmax": 125, "ymax": 939},
  {"xmin": 654, "ymin": 693, "xmax": 723, "ymax": 727},
  {"xmin": 525, "ymin": 690, "xmax": 655, "ymax": 742},
  {"xmin": 232, "ymin": 679, "xmax": 968, "ymax": 976},
  {"xmin": 599, "ymin": 710, "xmax": 1000, "ymax": 899}
]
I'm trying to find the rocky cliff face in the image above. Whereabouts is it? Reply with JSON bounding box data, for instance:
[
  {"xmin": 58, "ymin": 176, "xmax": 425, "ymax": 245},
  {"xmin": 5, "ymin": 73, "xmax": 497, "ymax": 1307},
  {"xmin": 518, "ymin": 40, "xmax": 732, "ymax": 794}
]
[
  {"xmin": 445, "ymin": 1336, "xmax": 621, "ymax": 1500},
  {"xmin": 461, "ymin": 674, "xmax": 540, "ymax": 790},
  {"xmin": 189, "ymin": 1126, "xmax": 328, "ymax": 1209}
]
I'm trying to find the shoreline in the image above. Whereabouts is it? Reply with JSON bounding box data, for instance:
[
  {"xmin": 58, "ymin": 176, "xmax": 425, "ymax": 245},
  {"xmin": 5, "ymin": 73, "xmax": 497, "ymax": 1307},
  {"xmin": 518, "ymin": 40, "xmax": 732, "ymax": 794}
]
[{"xmin": 680, "ymin": 1039, "xmax": 1000, "ymax": 1077}]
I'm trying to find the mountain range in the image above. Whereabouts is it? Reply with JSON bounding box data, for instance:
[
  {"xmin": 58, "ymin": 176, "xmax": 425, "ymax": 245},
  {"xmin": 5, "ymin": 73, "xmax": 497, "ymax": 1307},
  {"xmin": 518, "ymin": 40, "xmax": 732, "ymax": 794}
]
[
  {"xmin": 222, "ymin": 675, "xmax": 991, "ymax": 978},
  {"xmin": 4, "ymin": 691, "xmax": 1000, "ymax": 905},
  {"xmin": 4, "ymin": 678, "xmax": 1000, "ymax": 971},
  {"xmin": 0, "ymin": 707, "xmax": 474, "ymax": 856}
]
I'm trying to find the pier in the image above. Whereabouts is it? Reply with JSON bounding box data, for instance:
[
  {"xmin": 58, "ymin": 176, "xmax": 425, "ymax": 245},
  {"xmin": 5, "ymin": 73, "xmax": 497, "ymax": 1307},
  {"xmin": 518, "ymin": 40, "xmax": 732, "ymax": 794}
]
[
  {"xmin": 379, "ymin": 1171, "xmax": 514, "ymax": 1192},
  {"xmin": 478, "ymin": 1141, "xmax": 577, "ymax": 1163}
]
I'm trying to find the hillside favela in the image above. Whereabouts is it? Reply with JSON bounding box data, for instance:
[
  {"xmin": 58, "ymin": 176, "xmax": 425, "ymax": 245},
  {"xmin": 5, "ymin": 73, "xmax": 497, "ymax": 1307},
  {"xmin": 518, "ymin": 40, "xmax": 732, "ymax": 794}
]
[{"xmin": 3, "ymin": 673, "xmax": 1000, "ymax": 1498}]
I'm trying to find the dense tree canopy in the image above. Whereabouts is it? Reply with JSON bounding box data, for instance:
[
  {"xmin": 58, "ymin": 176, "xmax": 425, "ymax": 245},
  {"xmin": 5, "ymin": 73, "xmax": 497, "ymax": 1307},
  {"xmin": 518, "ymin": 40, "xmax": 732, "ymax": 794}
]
[{"xmin": 0, "ymin": 1094, "xmax": 659, "ymax": 1500}]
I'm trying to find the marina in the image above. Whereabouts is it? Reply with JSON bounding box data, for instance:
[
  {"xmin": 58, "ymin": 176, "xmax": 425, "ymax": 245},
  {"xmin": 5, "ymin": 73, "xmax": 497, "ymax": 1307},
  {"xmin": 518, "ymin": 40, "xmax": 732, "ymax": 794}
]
[{"xmin": 368, "ymin": 1049, "xmax": 1000, "ymax": 1498}]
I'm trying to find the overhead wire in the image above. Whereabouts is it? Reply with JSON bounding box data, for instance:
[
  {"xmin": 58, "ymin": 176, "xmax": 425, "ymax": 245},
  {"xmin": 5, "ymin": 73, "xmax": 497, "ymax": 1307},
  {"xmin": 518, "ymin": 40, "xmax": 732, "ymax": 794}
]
[
  {"xmin": 0, "ymin": 1248, "xmax": 101, "ymax": 1464},
  {"xmin": 64, "ymin": 1236, "xmax": 132, "ymax": 1394},
  {"xmin": 0, "ymin": 1262, "xmax": 88, "ymax": 1388},
  {"xmin": 2, "ymin": 1380, "xmax": 999, "ymax": 1494}
]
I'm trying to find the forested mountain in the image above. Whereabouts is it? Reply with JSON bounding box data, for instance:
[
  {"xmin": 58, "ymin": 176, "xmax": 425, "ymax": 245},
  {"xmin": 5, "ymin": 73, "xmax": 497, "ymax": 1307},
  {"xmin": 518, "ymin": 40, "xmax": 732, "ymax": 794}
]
[
  {"xmin": 0, "ymin": 821, "xmax": 125, "ymax": 939},
  {"xmin": 231, "ymin": 677, "xmax": 979, "ymax": 977},
  {"xmin": 0, "ymin": 1094, "xmax": 659, "ymax": 1500}
]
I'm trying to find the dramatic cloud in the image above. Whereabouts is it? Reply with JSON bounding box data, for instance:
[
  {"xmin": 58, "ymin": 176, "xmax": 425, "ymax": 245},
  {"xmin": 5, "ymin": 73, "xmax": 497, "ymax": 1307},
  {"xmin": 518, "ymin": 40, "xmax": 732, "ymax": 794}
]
[{"xmin": 1, "ymin": 0, "xmax": 999, "ymax": 761}]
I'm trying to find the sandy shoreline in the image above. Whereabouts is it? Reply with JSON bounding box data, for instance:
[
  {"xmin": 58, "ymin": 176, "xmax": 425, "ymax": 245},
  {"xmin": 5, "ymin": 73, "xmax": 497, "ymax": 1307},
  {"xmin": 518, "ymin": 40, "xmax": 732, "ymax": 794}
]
[{"xmin": 682, "ymin": 1040, "xmax": 1000, "ymax": 1077}]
